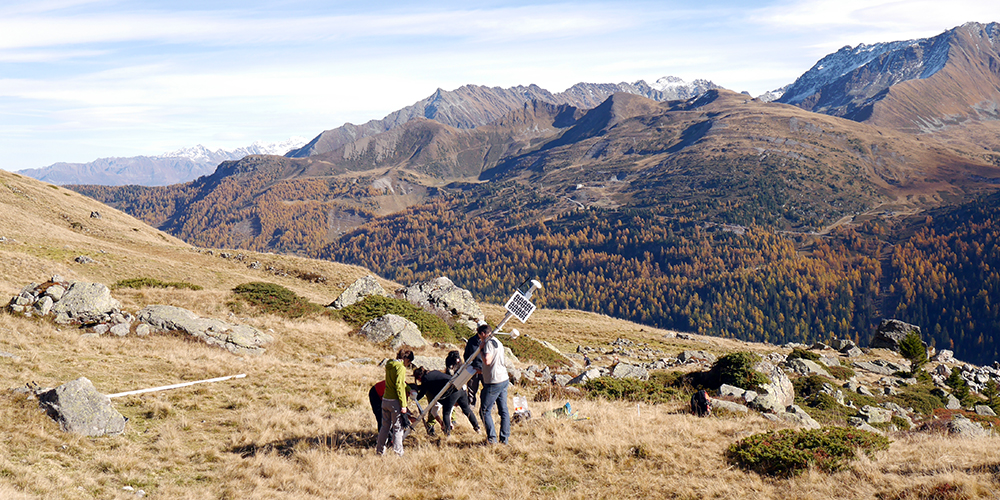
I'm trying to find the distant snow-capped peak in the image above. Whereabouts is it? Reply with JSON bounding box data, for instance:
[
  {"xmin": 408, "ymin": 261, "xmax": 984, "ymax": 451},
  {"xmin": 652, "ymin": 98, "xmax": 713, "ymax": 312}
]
[{"xmin": 158, "ymin": 137, "xmax": 307, "ymax": 162}]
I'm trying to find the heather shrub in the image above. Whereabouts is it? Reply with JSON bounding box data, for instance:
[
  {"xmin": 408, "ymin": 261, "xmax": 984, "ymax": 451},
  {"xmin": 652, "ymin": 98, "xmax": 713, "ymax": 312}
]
[
  {"xmin": 727, "ymin": 427, "xmax": 891, "ymax": 477},
  {"xmin": 113, "ymin": 277, "xmax": 202, "ymax": 291},
  {"xmin": 231, "ymin": 282, "xmax": 323, "ymax": 318}
]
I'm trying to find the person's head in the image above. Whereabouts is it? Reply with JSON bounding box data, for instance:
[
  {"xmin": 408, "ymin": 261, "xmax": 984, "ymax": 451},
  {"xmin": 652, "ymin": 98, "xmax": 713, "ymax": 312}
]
[
  {"xmin": 397, "ymin": 348, "xmax": 415, "ymax": 367},
  {"xmin": 477, "ymin": 323, "xmax": 492, "ymax": 339},
  {"xmin": 445, "ymin": 350, "xmax": 462, "ymax": 371},
  {"xmin": 412, "ymin": 366, "xmax": 427, "ymax": 382}
]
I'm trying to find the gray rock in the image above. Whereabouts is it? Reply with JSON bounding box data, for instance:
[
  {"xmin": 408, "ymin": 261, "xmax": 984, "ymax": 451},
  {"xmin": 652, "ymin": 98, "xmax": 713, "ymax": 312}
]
[
  {"xmin": 709, "ymin": 398, "xmax": 749, "ymax": 414},
  {"xmin": 36, "ymin": 377, "xmax": 126, "ymax": 436},
  {"xmin": 358, "ymin": 314, "xmax": 427, "ymax": 350},
  {"xmin": 35, "ymin": 296, "xmax": 54, "ymax": 315},
  {"xmin": 931, "ymin": 350, "xmax": 954, "ymax": 363},
  {"xmin": 976, "ymin": 405, "xmax": 997, "ymax": 417},
  {"xmin": 137, "ymin": 305, "xmax": 273, "ymax": 355},
  {"xmin": 842, "ymin": 346, "xmax": 863, "ymax": 358},
  {"xmin": 74, "ymin": 255, "xmax": 95, "ymax": 264},
  {"xmin": 412, "ymin": 355, "xmax": 446, "ymax": 372},
  {"xmin": 852, "ymin": 360, "xmax": 897, "ymax": 376},
  {"xmin": 948, "ymin": 416, "xmax": 991, "ymax": 438},
  {"xmin": 749, "ymin": 361, "xmax": 794, "ymax": 413},
  {"xmin": 397, "ymin": 276, "xmax": 484, "ymax": 327},
  {"xmin": 553, "ymin": 374, "xmax": 572, "ymax": 387},
  {"xmin": 610, "ymin": 362, "xmax": 649, "ymax": 380},
  {"xmin": 870, "ymin": 319, "xmax": 921, "ymax": 352},
  {"xmin": 946, "ymin": 393, "xmax": 962, "ymax": 410},
  {"xmin": 818, "ymin": 356, "xmax": 841, "ymax": 367},
  {"xmin": 779, "ymin": 405, "xmax": 821, "ymax": 429},
  {"xmin": 858, "ymin": 405, "xmax": 892, "ymax": 424},
  {"xmin": 135, "ymin": 324, "xmax": 151, "ymax": 337},
  {"xmin": 677, "ymin": 350, "xmax": 716, "ymax": 364},
  {"xmin": 787, "ymin": 358, "xmax": 830, "ymax": 377},
  {"xmin": 568, "ymin": 368, "xmax": 604, "ymax": 386},
  {"xmin": 51, "ymin": 282, "xmax": 122, "ymax": 325},
  {"xmin": 831, "ymin": 339, "xmax": 857, "ymax": 351},
  {"xmin": 847, "ymin": 417, "xmax": 884, "ymax": 435},
  {"xmin": 327, "ymin": 275, "xmax": 389, "ymax": 310},
  {"xmin": 718, "ymin": 384, "xmax": 745, "ymax": 398},
  {"xmin": 109, "ymin": 323, "xmax": 131, "ymax": 337}
]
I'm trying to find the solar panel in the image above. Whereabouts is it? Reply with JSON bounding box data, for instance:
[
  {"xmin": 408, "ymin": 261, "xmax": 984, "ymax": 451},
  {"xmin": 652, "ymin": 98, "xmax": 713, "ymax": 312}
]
[{"xmin": 504, "ymin": 291, "xmax": 537, "ymax": 323}]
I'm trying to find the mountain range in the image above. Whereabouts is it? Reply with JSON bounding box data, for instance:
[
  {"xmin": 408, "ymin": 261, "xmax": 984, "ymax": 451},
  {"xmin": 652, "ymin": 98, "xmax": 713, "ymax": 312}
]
[
  {"xmin": 17, "ymin": 138, "xmax": 306, "ymax": 186},
  {"xmin": 72, "ymin": 22, "xmax": 1000, "ymax": 365}
]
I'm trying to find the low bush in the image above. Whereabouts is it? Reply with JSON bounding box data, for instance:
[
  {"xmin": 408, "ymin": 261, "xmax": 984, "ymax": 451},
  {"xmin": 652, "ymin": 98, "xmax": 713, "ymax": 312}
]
[
  {"xmin": 727, "ymin": 427, "xmax": 891, "ymax": 477},
  {"xmin": 113, "ymin": 277, "xmax": 203, "ymax": 291},
  {"xmin": 507, "ymin": 335, "xmax": 571, "ymax": 367},
  {"xmin": 335, "ymin": 295, "xmax": 463, "ymax": 343},
  {"xmin": 231, "ymin": 282, "xmax": 323, "ymax": 319},
  {"xmin": 787, "ymin": 348, "xmax": 820, "ymax": 362},
  {"xmin": 826, "ymin": 365, "xmax": 855, "ymax": 380},
  {"xmin": 890, "ymin": 384, "xmax": 945, "ymax": 415},
  {"xmin": 709, "ymin": 351, "xmax": 768, "ymax": 391},
  {"xmin": 583, "ymin": 374, "xmax": 684, "ymax": 405}
]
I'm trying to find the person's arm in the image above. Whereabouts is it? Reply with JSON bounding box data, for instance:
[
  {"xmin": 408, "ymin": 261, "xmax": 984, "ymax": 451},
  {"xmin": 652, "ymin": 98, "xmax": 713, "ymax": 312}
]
[{"xmin": 483, "ymin": 338, "xmax": 497, "ymax": 366}]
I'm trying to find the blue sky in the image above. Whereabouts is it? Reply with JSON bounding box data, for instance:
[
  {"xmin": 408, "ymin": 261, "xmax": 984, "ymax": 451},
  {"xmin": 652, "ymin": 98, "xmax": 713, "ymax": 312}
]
[{"xmin": 1, "ymin": 0, "xmax": 998, "ymax": 171}]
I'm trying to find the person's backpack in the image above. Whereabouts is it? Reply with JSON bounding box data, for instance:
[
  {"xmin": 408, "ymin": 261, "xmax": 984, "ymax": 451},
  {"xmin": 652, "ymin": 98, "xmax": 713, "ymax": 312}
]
[{"xmin": 691, "ymin": 389, "xmax": 711, "ymax": 417}]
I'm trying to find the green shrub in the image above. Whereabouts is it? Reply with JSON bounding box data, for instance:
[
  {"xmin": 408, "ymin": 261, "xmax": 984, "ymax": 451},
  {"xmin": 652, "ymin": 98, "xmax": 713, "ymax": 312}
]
[
  {"xmin": 890, "ymin": 384, "xmax": 945, "ymax": 416},
  {"xmin": 710, "ymin": 352, "xmax": 768, "ymax": 391},
  {"xmin": 584, "ymin": 375, "xmax": 683, "ymax": 404},
  {"xmin": 793, "ymin": 375, "xmax": 830, "ymax": 398},
  {"xmin": 231, "ymin": 282, "xmax": 323, "ymax": 319},
  {"xmin": 787, "ymin": 348, "xmax": 820, "ymax": 362},
  {"xmin": 825, "ymin": 365, "xmax": 855, "ymax": 380},
  {"xmin": 726, "ymin": 427, "xmax": 891, "ymax": 477},
  {"xmin": 113, "ymin": 277, "xmax": 203, "ymax": 291},
  {"xmin": 335, "ymin": 295, "xmax": 460, "ymax": 343}
]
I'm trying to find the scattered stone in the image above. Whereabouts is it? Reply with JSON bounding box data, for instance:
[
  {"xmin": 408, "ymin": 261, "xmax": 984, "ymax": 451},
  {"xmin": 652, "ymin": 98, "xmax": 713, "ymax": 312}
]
[
  {"xmin": 831, "ymin": 339, "xmax": 857, "ymax": 351},
  {"xmin": 779, "ymin": 405, "xmax": 821, "ymax": 429},
  {"xmin": 786, "ymin": 358, "xmax": 831, "ymax": 377},
  {"xmin": 842, "ymin": 346, "xmax": 863, "ymax": 358},
  {"xmin": 932, "ymin": 350, "xmax": 954, "ymax": 363},
  {"xmin": 610, "ymin": 362, "xmax": 648, "ymax": 380},
  {"xmin": 36, "ymin": 377, "xmax": 126, "ymax": 436},
  {"xmin": 847, "ymin": 417, "xmax": 884, "ymax": 435},
  {"xmin": 137, "ymin": 305, "xmax": 274, "ymax": 355},
  {"xmin": 74, "ymin": 255, "xmax": 95, "ymax": 264},
  {"xmin": 327, "ymin": 275, "xmax": 389, "ymax": 310},
  {"xmin": 568, "ymin": 368, "xmax": 604, "ymax": 385},
  {"xmin": 90, "ymin": 211, "xmax": 101, "ymax": 219},
  {"xmin": 709, "ymin": 398, "xmax": 749, "ymax": 414},
  {"xmin": 677, "ymin": 350, "xmax": 716, "ymax": 364},
  {"xmin": 858, "ymin": 405, "xmax": 892, "ymax": 424}
]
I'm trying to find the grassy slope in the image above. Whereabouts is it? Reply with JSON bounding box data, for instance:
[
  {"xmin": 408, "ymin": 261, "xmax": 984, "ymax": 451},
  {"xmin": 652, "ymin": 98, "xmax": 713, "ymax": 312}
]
[{"xmin": 1, "ymin": 170, "xmax": 1000, "ymax": 499}]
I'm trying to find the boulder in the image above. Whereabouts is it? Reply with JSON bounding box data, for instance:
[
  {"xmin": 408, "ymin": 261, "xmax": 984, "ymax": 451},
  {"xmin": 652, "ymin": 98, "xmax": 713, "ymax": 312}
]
[
  {"xmin": 137, "ymin": 305, "xmax": 274, "ymax": 355},
  {"xmin": 858, "ymin": 405, "xmax": 892, "ymax": 424},
  {"xmin": 842, "ymin": 346, "xmax": 863, "ymax": 358},
  {"xmin": 870, "ymin": 319, "xmax": 921, "ymax": 352},
  {"xmin": 779, "ymin": 405, "xmax": 821, "ymax": 429},
  {"xmin": 931, "ymin": 349, "xmax": 954, "ymax": 363},
  {"xmin": 412, "ymin": 355, "xmax": 446, "ymax": 372},
  {"xmin": 397, "ymin": 276, "xmax": 483, "ymax": 328},
  {"xmin": 709, "ymin": 398, "xmax": 749, "ymax": 414},
  {"xmin": 818, "ymin": 356, "xmax": 841, "ymax": 368},
  {"xmin": 568, "ymin": 368, "xmax": 605, "ymax": 386},
  {"xmin": 948, "ymin": 416, "xmax": 991, "ymax": 438},
  {"xmin": 610, "ymin": 362, "xmax": 648, "ymax": 380},
  {"xmin": 787, "ymin": 358, "xmax": 830, "ymax": 377},
  {"xmin": 36, "ymin": 377, "xmax": 126, "ymax": 436},
  {"xmin": 748, "ymin": 361, "xmax": 794, "ymax": 413},
  {"xmin": 358, "ymin": 314, "xmax": 427, "ymax": 350},
  {"xmin": 847, "ymin": 417, "xmax": 884, "ymax": 435},
  {"xmin": 975, "ymin": 405, "xmax": 997, "ymax": 417},
  {"xmin": 831, "ymin": 339, "xmax": 857, "ymax": 351},
  {"xmin": 327, "ymin": 275, "xmax": 389, "ymax": 310}
]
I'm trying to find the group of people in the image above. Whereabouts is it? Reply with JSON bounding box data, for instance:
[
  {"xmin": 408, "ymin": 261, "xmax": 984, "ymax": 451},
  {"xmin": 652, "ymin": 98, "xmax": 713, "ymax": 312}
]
[{"xmin": 372, "ymin": 322, "xmax": 511, "ymax": 456}]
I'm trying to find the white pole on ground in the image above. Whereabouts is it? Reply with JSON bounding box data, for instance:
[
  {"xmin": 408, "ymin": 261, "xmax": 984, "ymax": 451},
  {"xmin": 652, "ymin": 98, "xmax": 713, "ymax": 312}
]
[{"xmin": 107, "ymin": 374, "xmax": 247, "ymax": 398}]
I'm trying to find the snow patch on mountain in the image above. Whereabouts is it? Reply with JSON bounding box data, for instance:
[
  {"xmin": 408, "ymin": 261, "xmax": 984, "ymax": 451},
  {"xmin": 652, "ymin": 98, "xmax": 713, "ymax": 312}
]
[{"xmin": 159, "ymin": 137, "xmax": 307, "ymax": 163}]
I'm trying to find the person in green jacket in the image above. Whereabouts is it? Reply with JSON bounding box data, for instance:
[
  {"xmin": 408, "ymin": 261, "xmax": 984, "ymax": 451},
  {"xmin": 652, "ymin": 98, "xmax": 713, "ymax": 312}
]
[{"xmin": 376, "ymin": 348, "xmax": 415, "ymax": 456}]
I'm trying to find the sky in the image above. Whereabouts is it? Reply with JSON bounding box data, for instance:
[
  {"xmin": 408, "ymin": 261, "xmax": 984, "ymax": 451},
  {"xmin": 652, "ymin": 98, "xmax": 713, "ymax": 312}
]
[{"xmin": 1, "ymin": 0, "xmax": 999, "ymax": 171}]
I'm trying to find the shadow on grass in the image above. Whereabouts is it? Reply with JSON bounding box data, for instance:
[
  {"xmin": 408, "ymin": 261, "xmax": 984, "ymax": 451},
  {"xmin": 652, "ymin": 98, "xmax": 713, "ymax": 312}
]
[{"xmin": 229, "ymin": 429, "xmax": 377, "ymax": 458}]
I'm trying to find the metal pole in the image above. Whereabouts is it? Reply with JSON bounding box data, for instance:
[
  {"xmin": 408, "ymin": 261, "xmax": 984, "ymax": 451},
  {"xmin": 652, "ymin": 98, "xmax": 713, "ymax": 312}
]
[
  {"xmin": 107, "ymin": 374, "xmax": 247, "ymax": 398},
  {"xmin": 412, "ymin": 280, "xmax": 541, "ymax": 433}
]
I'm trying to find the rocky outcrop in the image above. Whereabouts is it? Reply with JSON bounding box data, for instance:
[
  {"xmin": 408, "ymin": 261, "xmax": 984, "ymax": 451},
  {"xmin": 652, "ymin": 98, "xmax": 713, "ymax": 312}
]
[
  {"xmin": 948, "ymin": 416, "xmax": 991, "ymax": 437},
  {"xmin": 137, "ymin": 305, "xmax": 274, "ymax": 356},
  {"xmin": 870, "ymin": 319, "xmax": 921, "ymax": 351},
  {"xmin": 36, "ymin": 378, "xmax": 126, "ymax": 436},
  {"xmin": 327, "ymin": 275, "xmax": 389, "ymax": 310},
  {"xmin": 397, "ymin": 277, "xmax": 483, "ymax": 329},
  {"xmin": 749, "ymin": 361, "xmax": 795, "ymax": 413},
  {"xmin": 8, "ymin": 277, "xmax": 125, "ymax": 326},
  {"xmin": 358, "ymin": 314, "xmax": 427, "ymax": 350}
]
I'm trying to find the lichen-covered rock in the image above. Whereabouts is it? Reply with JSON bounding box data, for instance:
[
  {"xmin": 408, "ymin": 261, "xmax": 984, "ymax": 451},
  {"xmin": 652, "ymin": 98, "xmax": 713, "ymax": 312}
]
[
  {"xmin": 949, "ymin": 416, "xmax": 991, "ymax": 437},
  {"xmin": 51, "ymin": 282, "xmax": 122, "ymax": 325},
  {"xmin": 36, "ymin": 377, "xmax": 126, "ymax": 436},
  {"xmin": 787, "ymin": 358, "xmax": 831, "ymax": 377},
  {"xmin": 327, "ymin": 275, "xmax": 389, "ymax": 310},
  {"xmin": 610, "ymin": 362, "xmax": 649, "ymax": 380},
  {"xmin": 749, "ymin": 360, "xmax": 794, "ymax": 413},
  {"xmin": 358, "ymin": 314, "xmax": 427, "ymax": 350},
  {"xmin": 397, "ymin": 277, "xmax": 483, "ymax": 328},
  {"xmin": 137, "ymin": 305, "xmax": 273, "ymax": 355}
]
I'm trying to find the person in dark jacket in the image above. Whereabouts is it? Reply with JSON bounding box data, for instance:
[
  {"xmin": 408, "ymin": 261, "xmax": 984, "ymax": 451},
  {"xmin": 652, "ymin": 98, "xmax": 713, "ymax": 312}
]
[
  {"xmin": 414, "ymin": 358, "xmax": 481, "ymax": 436},
  {"xmin": 463, "ymin": 322, "xmax": 486, "ymax": 406}
]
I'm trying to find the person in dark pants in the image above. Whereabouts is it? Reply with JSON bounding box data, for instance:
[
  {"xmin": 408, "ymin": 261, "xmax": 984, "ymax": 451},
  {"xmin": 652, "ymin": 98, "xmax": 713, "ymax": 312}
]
[
  {"xmin": 464, "ymin": 322, "xmax": 485, "ymax": 406},
  {"xmin": 368, "ymin": 380, "xmax": 387, "ymax": 430},
  {"xmin": 413, "ymin": 353, "xmax": 481, "ymax": 436}
]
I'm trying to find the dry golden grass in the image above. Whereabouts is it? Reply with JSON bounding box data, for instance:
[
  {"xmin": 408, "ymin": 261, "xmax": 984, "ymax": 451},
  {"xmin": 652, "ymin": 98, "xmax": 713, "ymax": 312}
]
[{"xmin": 2, "ymin": 169, "xmax": 1000, "ymax": 499}]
